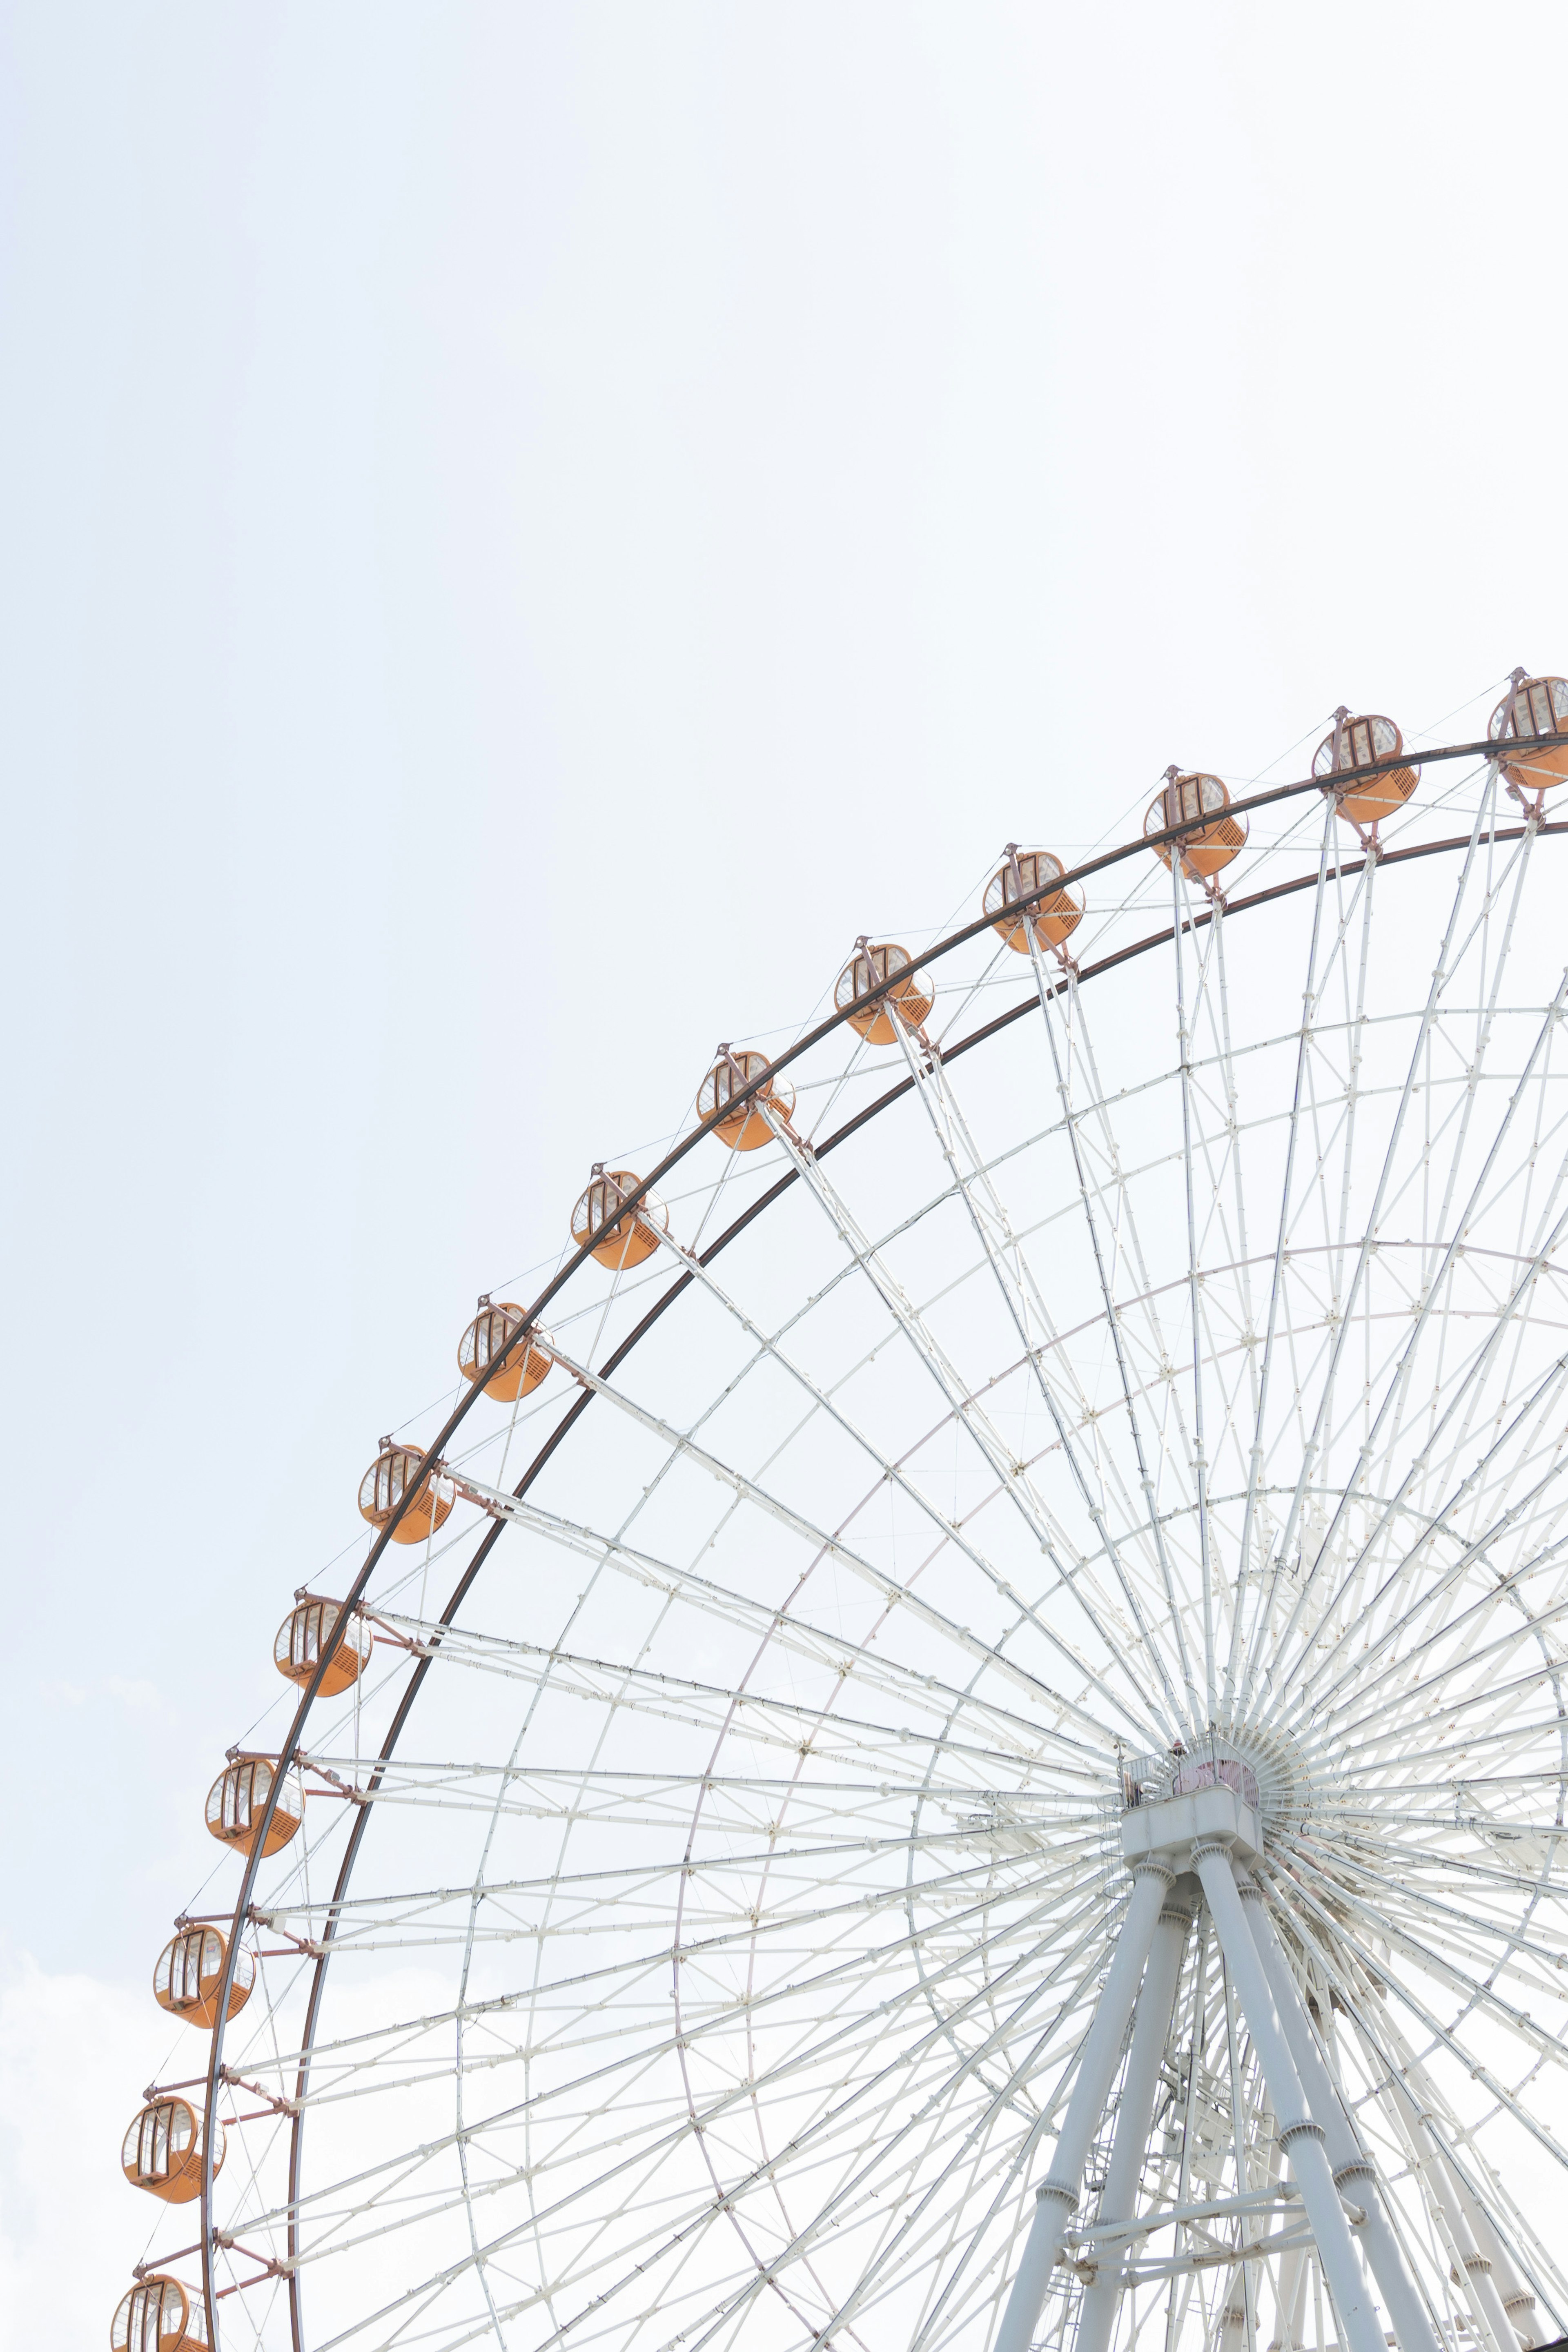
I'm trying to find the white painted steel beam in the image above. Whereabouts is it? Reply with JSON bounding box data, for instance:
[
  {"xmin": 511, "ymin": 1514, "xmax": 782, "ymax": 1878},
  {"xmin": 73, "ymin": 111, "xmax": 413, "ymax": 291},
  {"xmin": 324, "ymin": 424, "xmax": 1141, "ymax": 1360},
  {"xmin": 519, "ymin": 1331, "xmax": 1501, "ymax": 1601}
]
[
  {"xmin": 1243, "ymin": 1872, "xmax": 1441, "ymax": 2352},
  {"xmin": 994, "ymin": 1860, "xmax": 1174, "ymax": 2352},
  {"xmin": 886, "ymin": 1004, "xmax": 1200, "ymax": 1743},
  {"xmin": 1369, "ymin": 2012, "xmax": 1535, "ymax": 2352},
  {"xmin": 1192, "ymin": 1841, "xmax": 1384, "ymax": 2352},
  {"xmin": 1075, "ymin": 1875, "xmax": 1198, "ymax": 2352}
]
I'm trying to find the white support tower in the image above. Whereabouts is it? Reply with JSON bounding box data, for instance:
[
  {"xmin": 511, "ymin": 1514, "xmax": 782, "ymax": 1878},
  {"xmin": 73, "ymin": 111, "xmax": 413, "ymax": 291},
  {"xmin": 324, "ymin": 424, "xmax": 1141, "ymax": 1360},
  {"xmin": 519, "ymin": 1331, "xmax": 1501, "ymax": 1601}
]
[{"xmin": 996, "ymin": 1753, "xmax": 1546, "ymax": 2352}]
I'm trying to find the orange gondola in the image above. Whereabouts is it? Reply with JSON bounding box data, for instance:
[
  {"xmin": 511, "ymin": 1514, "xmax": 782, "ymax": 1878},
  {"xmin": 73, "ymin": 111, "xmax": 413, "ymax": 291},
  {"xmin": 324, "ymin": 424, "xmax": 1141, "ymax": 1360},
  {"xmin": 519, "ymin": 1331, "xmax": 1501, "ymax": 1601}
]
[
  {"xmin": 457, "ymin": 1298, "xmax": 553, "ymax": 1403},
  {"xmin": 112, "ymin": 2274, "xmax": 209, "ymax": 2350},
  {"xmin": 570, "ymin": 1169, "xmax": 670, "ymax": 1270},
  {"xmin": 275, "ymin": 1596, "xmax": 372, "ymax": 1694},
  {"xmin": 1490, "ymin": 670, "xmax": 1568, "ymax": 798},
  {"xmin": 983, "ymin": 849, "xmax": 1083, "ymax": 954},
  {"xmin": 696, "ymin": 1051, "xmax": 796, "ymax": 1150},
  {"xmin": 1312, "ymin": 710, "xmax": 1419, "ymax": 829},
  {"xmin": 121, "ymin": 2098, "xmax": 225, "ymax": 2204},
  {"xmin": 358, "ymin": 1439, "xmax": 453, "ymax": 1544},
  {"xmin": 204, "ymin": 1757, "xmax": 305, "ymax": 1858},
  {"xmin": 153, "ymin": 1923, "xmax": 254, "ymax": 2028},
  {"xmin": 1144, "ymin": 771, "xmax": 1247, "ymax": 881},
  {"xmin": 834, "ymin": 943, "xmax": 934, "ymax": 1045}
]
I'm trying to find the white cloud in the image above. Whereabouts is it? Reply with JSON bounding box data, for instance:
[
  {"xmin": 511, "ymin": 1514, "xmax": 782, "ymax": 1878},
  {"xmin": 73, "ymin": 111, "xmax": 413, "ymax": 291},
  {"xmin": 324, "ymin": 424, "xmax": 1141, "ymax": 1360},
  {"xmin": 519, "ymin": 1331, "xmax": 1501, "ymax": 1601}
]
[{"xmin": 0, "ymin": 1950, "xmax": 192, "ymax": 2342}]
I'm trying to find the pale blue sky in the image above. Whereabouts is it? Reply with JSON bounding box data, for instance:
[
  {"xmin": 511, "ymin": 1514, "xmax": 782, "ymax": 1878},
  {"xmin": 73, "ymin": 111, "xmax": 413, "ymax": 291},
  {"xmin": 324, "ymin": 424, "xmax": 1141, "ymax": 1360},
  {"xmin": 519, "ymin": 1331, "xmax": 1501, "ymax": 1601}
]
[{"xmin": 2, "ymin": 0, "xmax": 1565, "ymax": 2324}]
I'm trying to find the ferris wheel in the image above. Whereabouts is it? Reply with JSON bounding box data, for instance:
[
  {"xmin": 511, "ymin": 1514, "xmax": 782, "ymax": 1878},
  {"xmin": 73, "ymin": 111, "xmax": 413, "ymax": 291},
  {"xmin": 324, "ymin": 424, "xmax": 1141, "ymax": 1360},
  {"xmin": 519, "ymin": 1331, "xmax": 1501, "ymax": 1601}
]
[{"xmin": 114, "ymin": 672, "xmax": 1568, "ymax": 2352}]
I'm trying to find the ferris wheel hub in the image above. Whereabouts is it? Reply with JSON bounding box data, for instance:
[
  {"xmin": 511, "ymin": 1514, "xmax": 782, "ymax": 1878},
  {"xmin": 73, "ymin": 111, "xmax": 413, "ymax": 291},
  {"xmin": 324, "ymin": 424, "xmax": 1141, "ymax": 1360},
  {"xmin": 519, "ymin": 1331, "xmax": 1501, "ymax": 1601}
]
[{"xmin": 1118, "ymin": 1771, "xmax": 1263, "ymax": 1867}]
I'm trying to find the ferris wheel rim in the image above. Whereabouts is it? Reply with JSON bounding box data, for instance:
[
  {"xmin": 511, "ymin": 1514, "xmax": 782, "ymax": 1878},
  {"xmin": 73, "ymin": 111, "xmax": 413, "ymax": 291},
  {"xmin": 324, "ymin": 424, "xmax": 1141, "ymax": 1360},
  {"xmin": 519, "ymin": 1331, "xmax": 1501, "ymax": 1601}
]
[{"xmin": 191, "ymin": 745, "xmax": 1564, "ymax": 2350}]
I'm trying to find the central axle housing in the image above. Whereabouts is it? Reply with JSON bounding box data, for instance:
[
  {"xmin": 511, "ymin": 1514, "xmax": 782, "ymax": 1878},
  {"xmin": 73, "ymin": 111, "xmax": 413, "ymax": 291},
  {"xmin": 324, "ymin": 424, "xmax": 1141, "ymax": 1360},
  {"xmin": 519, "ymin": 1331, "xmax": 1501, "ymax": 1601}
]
[{"xmin": 1119, "ymin": 1768, "xmax": 1262, "ymax": 1866}]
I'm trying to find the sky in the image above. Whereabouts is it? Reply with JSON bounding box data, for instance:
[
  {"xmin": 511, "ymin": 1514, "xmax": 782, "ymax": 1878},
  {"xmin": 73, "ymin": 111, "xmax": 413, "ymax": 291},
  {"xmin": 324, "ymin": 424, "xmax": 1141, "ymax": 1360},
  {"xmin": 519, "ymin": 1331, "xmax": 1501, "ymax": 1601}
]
[{"xmin": 2, "ymin": 0, "xmax": 1566, "ymax": 2333}]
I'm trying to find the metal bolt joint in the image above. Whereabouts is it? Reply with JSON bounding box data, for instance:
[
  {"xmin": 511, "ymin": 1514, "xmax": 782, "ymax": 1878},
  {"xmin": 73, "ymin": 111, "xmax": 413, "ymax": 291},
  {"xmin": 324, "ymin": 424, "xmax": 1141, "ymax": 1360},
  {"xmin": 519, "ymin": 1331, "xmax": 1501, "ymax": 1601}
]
[
  {"xmin": 1332, "ymin": 2159, "xmax": 1376, "ymax": 2187},
  {"xmin": 1276, "ymin": 2119, "xmax": 1327, "ymax": 2150}
]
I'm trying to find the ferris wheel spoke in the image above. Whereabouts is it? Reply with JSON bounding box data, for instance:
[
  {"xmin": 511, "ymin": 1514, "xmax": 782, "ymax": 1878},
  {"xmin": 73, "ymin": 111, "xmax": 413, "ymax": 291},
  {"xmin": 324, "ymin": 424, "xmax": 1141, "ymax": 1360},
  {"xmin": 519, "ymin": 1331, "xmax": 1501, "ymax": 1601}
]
[
  {"xmin": 294, "ymin": 1757, "xmax": 1071, "ymax": 1806},
  {"xmin": 1282, "ymin": 1811, "xmax": 1568, "ymax": 1974},
  {"xmin": 541, "ymin": 1373, "xmax": 1166, "ymax": 1768},
  {"xmin": 258, "ymin": 1836, "xmax": 1095, "ymax": 1993},
  {"xmin": 798, "ymin": 2125, "xmax": 1027, "ymax": 2352},
  {"xmin": 1353, "ymin": 1599, "xmax": 1568, "ymax": 1740},
  {"xmin": 926, "ymin": 988, "xmax": 1232, "ymax": 1599},
  {"xmin": 695, "ymin": 2046, "xmax": 1029, "ymax": 2345},
  {"xmin": 615, "ymin": 1910, "xmax": 1110, "ymax": 2326},
  {"xmin": 1253, "ymin": 794, "xmax": 1510, "ymax": 1685},
  {"xmin": 1383, "ymin": 843, "xmax": 1542, "ymax": 1315},
  {"xmin": 283, "ymin": 1762, "xmax": 1103, "ymax": 1868},
  {"xmin": 373, "ymin": 1611, "xmax": 1082, "ymax": 1775},
  {"xmin": 257, "ymin": 1800, "xmax": 1105, "ymax": 1927},
  {"xmin": 577, "ymin": 1227, "xmax": 1167, "ymax": 1755},
  {"xmin": 1334, "ymin": 1598, "xmax": 1568, "ymax": 1764},
  {"xmin": 740, "ymin": 1078, "xmax": 1184, "ymax": 1746},
  {"xmin": 278, "ymin": 1849, "xmax": 1111, "ymax": 2198},
  {"xmin": 1267, "ymin": 1232, "xmax": 1568, "ymax": 1726},
  {"xmin": 1170, "ymin": 864, "xmax": 1237, "ymax": 1719},
  {"xmin": 1352, "ymin": 1773, "xmax": 1568, "ymax": 1813},
  {"xmin": 306, "ymin": 1874, "xmax": 1119, "ymax": 2351},
  {"xmin": 883, "ymin": 1004, "xmax": 1198, "ymax": 1743},
  {"xmin": 1306, "ymin": 1822, "xmax": 1568, "ymax": 1937},
  {"xmin": 1354, "ymin": 1778, "xmax": 1568, "ymax": 1872},
  {"xmin": 1278, "ymin": 1003, "xmax": 1568, "ymax": 1706},
  {"xmin": 255, "ymin": 1910, "xmax": 1091, "ymax": 2154},
  {"xmin": 1329, "ymin": 1940, "xmax": 1568, "ymax": 2322},
  {"xmin": 1067, "ymin": 983, "xmax": 1241, "ymax": 1533},
  {"xmin": 564, "ymin": 1865, "xmax": 1107, "ymax": 2092},
  {"xmin": 1012, "ymin": 929, "xmax": 1211, "ymax": 1733},
  {"xmin": 672, "ymin": 1913, "xmax": 1122, "ymax": 2352},
  {"xmin": 1267, "ymin": 1934, "xmax": 1568, "ymax": 2345},
  {"xmin": 1232, "ymin": 824, "xmax": 1372, "ymax": 1704},
  {"xmin": 1295, "ymin": 1357, "xmax": 1568, "ymax": 1725},
  {"xmin": 1431, "ymin": 820, "xmax": 1540, "ymax": 1015},
  {"xmin": 1325, "ymin": 1601, "xmax": 1568, "ymax": 1756},
  {"xmin": 1333, "ymin": 2041, "xmax": 1534, "ymax": 2350},
  {"xmin": 1339, "ymin": 1801, "xmax": 1568, "ymax": 1842},
  {"xmin": 424, "ymin": 1464, "xmax": 1125, "ymax": 1748},
  {"xmin": 1269, "ymin": 1846, "xmax": 1568, "ymax": 2105},
  {"xmin": 1328, "ymin": 1877, "xmax": 1568, "ymax": 2015}
]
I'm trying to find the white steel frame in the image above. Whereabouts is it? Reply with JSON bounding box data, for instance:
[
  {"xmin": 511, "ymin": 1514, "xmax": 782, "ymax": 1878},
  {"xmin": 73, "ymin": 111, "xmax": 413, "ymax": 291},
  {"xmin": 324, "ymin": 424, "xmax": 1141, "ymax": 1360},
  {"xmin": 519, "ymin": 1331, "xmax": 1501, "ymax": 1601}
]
[{"xmin": 121, "ymin": 724, "xmax": 1568, "ymax": 2352}]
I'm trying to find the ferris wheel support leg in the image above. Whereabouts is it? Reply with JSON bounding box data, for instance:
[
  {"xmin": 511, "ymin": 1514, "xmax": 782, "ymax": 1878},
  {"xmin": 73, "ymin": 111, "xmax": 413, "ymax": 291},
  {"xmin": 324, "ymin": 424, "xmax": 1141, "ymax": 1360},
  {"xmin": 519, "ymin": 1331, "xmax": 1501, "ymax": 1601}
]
[
  {"xmin": 1221, "ymin": 2290, "xmax": 1249, "ymax": 2352},
  {"xmin": 995, "ymin": 1861, "xmax": 1174, "ymax": 2352},
  {"xmin": 1270, "ymin": 2247, "xmax": 1310, "ymax": 2352},
  {"xmin": 1074, "ymin": 1878, "xmax": 1198, "ymax": 2352},
  {"xmin": 1470, "ymin": 2216, "xmax": 1538, "ymax": 2349},
  {"xmin": 1370, "ymin": 2023, "xmax": 1533, "ymax": 2352},
  {"xmin": 1191, "ymin": 1843, "xmax": 1384, "ymax": 2352},
  {"xmin": 1242, "ymin": 1875, "xmax": 1441, "ymax": 2352},
  {"xmin": 1394, "ymin": 2041, "xmax": 1537, "ymax": 2348},
  {"xmin": 1409, "ymin": 2130, "xmax": 1519, "ymax": 2352}
]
